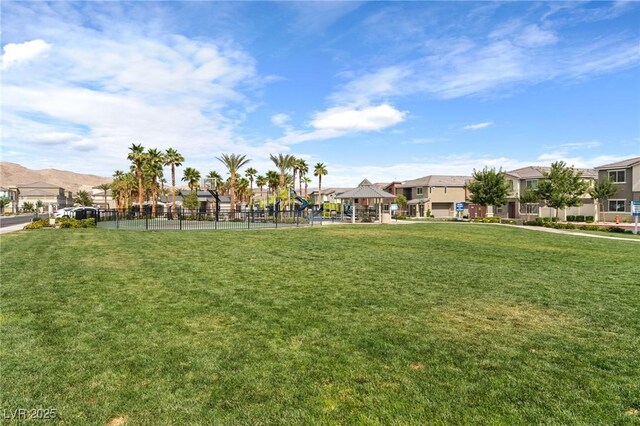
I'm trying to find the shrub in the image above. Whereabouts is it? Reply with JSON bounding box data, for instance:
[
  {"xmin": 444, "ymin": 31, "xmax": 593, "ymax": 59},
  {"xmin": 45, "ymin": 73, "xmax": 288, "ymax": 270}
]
[
  {"xmin": 564, "ymin": 223, "xmax": 577, "ymax": 230},
  {"xmin": 575, "ymin": 215, "xmax": 585, "ymax": 222},
  {"xmin": 395, "ymin": 215, "xmax": 408, "ymax": 220},
  {"xmin": 500, "ymin": 219, "xmax": 516, "ymax": 225},
  {"xmin": 607, "ymin": 226, "xmax": 629, "ymax": 234},
  {"xmin": 524, "ymin": 220, "xmax": 540, "ymax": 226},
  {"xmin": 24, "ymin": 221, "xmax": 44, "ymax": 230},
  {"xmin": 567, "ymin": 215, "xmax": 576, "ymax": 222},
  {"xmin": 585, "ymin": 216, "xmax": 594, "ymax": 223},
  {"xmin": 551, "ymin": 217, "xmax": 559, "ymax": 223},
  {"xmin": 578, "ymin": 225, "xmax": 600, "ymax": 231}
]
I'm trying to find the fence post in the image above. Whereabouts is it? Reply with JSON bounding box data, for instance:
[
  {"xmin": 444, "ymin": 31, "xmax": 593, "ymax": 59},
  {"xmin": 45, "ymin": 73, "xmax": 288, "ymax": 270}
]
[
  {"xmin": 247, "ymin": 211, "xmax": 250, "ymax": 229},
  {"xmin": 145, "ymin": 211, "xmax": 149, "ymax": 230},
  {"xmin": 179, "ymin": 208, "xmax": 183, "ymax": 230},
  {"xmin": 275, "ymin": 211, "xmax": 278, "ymax": 228},
  {"xmin": 116, "ymin": 210, "xmax": 119, "ymax": 229}
]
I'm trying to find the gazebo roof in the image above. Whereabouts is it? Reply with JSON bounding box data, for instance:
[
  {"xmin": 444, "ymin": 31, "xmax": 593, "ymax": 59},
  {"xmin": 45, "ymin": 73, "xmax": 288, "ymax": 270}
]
[{"xmin": 336, "ymin": 178, "xmax": 396, "ymax": 200}]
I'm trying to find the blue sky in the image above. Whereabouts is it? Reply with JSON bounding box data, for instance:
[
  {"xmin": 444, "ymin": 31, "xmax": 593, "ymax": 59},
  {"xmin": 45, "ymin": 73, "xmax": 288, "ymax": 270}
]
[{"xmin": 1, "ymin": 1, "xmax": 639, "ymax": 186}]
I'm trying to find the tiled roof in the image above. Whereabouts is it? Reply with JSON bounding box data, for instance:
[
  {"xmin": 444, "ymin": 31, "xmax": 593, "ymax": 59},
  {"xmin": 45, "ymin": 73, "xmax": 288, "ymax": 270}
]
[
  {"xmin": 398, "ymin": 175, "xmax": 471, "ymax": 188},
  {"xmin": 507, "ymin": 166, "xmax": 596, "ymax": 179},
  {"xmin": 335, "ymin": 179, "xmax": 396, "ymax": 199},
  {"xmin": 594, "ymin": 157, "xmax": 640, "ymax": 170},
  {"xmin": 18, "ymin": 181, "xmax": 62, "ymax": 189}
]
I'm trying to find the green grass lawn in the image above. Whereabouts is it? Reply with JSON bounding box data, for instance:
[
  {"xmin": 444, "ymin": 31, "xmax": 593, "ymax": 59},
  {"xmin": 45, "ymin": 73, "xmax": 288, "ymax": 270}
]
[{"xmin": 1, "ymin": 224, "xmax": 639, "ymax": 425}]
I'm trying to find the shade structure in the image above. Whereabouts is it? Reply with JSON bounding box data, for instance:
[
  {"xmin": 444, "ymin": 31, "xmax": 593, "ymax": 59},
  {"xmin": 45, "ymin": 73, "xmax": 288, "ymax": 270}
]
[{"xmin": 335, "ymin": 179, "xmax": 396, "ymax": 223}]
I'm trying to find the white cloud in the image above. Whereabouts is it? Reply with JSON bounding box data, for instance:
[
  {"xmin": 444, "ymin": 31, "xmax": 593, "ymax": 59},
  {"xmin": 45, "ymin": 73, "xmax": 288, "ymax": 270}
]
[
  {"xmin": 1, "ymin": 39, "xmax": 52, "ymax": 69},
  {"xmin": 516, "ymin": 25, "xmax": 558, "ymax": 48},
  {"xmin": 271, "ymin": 113, "xmax": 291, "ymax": 127},
  {"xmin": 463, "ymin": 121, "xmax": 493, "ymax": 131},
  {"xmin": 311, "ymin": 104, "xmax": 406, "ymax": 132}
]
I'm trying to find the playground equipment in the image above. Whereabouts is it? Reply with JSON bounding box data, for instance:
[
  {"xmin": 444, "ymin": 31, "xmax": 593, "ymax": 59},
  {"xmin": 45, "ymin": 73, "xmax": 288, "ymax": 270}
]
[{"xmin": 291, "ymin": 190, "xmax": 309, "ymax": 212}]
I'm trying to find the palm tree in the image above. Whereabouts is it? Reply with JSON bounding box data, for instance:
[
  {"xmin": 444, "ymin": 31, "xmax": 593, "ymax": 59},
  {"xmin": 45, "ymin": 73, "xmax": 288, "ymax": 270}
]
[
  {"xmin": 266, "ymin": 170, "xmax": 280, "ymax": 193},
  {"xmin": 112, "ymin": 170, "xmax": 125, "ymax": 209},
  {"xmin": 182, "ymin": 167, "xmax": 201, "ymax": 192},
  {"xmin": 269, "ymin": 154, "xmax": 296, "ymax": 190},
  {"xmin": 296, "ymin": 159, "xmax": 308, "ymax": 195},
  {"xmin": 236, "ymin": 178, "xmax": 250, "ymax": 204},
  {"xmin": 127, "ymin": 143, "xmax": 146, "ymax": 214},
  {"xmin": 144, "ymin": 148, "xmax": 164, "ymax": 216},
  {"xmin": 164, "ymin": 148, "xmax": 184, "ymax": 213},
  {"xmin": 245, "ymin": 167, "xmax": 257, "ymax": 210},
  {"xmin": 303, "ymin": 176, "xmax": 311, "ymax": 199},
  {"xmin": 256, "ymin": 175, "xmax": 267, "ymax": 207},
  {"xmin": 314, "ymin": 162, "xmax": 328, "ymax": 207},
  {"xmin": 97, "ymin": 183, "xmax": 111, "ymax": 209},
  {"xmin": 217, "ymin": 154, "xmax": 251, "ymax": 213}
]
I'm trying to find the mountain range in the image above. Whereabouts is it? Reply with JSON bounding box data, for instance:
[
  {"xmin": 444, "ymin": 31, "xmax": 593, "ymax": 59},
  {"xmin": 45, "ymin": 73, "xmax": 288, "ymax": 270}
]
[{"xmin": 0, "ymin": 162, "xmax": 111, "ymax": 194}]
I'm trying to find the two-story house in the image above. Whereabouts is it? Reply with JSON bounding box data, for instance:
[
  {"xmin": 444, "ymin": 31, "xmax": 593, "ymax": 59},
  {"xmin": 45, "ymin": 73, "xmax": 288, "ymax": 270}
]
[
  {"xmin": 397, "ymin": 175, "xmax": 471, "ymax": 218},
  {"xmin": 593, "ymin": 157, "xmax": 640, "ymax": 221},
  {"xmin": 17, "ymin": 181, "xmax": 73, "ymax": 211},
  {"xmin": 497, "ymin": 166, "xmax": 597, "ymax": 220}
]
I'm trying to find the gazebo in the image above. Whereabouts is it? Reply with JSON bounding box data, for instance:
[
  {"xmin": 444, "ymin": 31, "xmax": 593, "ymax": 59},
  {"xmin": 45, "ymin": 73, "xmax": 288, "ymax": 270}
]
[{"xmin": 335, "ymin": 179, "xmax": 397, "ymax": 224}]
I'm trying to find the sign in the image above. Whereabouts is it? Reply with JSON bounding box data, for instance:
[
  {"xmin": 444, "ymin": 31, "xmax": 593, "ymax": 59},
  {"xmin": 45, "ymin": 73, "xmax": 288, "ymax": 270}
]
[
  {"xmin": 455, "ymin": 202, "xmax": 465, "ymax": 212},
  {"xmin": 390, "ymin": 203, "xmax": 398, "ymax": 212},
  {"xmin": 632, "ymin": 201, "xmax": 640, "ymax": 217}
]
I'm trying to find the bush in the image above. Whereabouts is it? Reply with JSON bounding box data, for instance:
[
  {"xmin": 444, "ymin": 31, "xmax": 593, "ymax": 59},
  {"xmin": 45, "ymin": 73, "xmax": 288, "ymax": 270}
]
[
  {"xmin": 575, "ymin": 215, "xmax": 585, "ymax": 222},
  {"xmin": 607, "ymin": 226, "xmax": 629, "ymax": 234},
  {"xmin": 500, "ymin": 219, "xmax": 517, "ymax": 225},
  {"xmin": 394, "ymin": 215, "xmax": 408, "ymax": 220},
  {"xmin": 564, "ymin": 223, "xmax": 577, "ymax": 229},
  {"xmin": 551, "ymin": 217, "xmax": 559, "ymax": 223},
  {"xmin": 578, "ymin": 225, "xmax": 600, "ymax": 231},
  {"xmin": 524, "ymin": 220, "xmax": 540, "ymax": 226},
  {"xmin": 585, "ymin": 216, "xmax": 594, "ymax": 223},
  {"xmin": 55, "ymin": 217, "xmax": 95, "ymax": 228},
  {"xmin": 567, "ymin": 215, "xmax": 575, "ymax": 222},
  {"xmin": 471, "ymin": 216, "xmax": 500, "ymax": 223}
]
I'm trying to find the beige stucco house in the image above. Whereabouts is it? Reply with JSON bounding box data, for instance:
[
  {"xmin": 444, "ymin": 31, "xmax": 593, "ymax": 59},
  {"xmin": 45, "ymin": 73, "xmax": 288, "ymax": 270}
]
[
  {"xmin": 397, "ymin": 175, "xmax": 471, "ymax": 218},
  {"xmin": 594, "ymin": 157, "xmax": 640, "ymax": 221}
]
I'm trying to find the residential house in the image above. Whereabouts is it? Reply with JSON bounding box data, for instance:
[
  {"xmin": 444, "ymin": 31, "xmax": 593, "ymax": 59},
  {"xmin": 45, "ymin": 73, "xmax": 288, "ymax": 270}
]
[
  {"xmin": 0, "ymin": 186, "xmax": 19, "ymax": 213},
  {"xmin": 16, "ymin": 181, "xmax": 73, "ymax": 211},
  {"xmin": 594, "ymin": 157, "xmax": 640, "ymax": 221},
  {"xmin": 311, "ymin": 187, "xmax": 352, "ymax": 205},
  {"xmin": 497, "ymin": 166, "xmax": 597, "ymax": 220},
  {"xmin": 82, "ymin": 184, "xmax": 116, "ymax": 209},
  {"xmin": 397, "ymin": 175, "xmax": 471, "ymax": 218}
]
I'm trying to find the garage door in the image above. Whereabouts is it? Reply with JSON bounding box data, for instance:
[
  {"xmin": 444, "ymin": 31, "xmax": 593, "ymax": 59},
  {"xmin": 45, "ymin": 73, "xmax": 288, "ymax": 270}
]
[{"xmin": 431, "ymin": 202, "xmax": 452, "ymax": 218}]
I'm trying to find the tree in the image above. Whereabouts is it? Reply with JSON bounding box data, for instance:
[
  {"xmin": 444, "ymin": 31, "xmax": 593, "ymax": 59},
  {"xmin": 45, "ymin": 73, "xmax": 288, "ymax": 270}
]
[
  {"xmin": 396, "ymin": 194, "xmax": 407, "ymax": 214},
  {"xmin": 245, "ymin": 167, "xmax": 257, "ymax": 209},
  {"xmin": 303, "ymin": 176, "xmax": 311, "ymax": 199},
  {"xmin": 182, "ymin": 167, "xmax": 201, "ymax": 192},
  {"xmin": 0, "ymin": 196, "xmax": 10, "ymax": 213},
  {"xmin": 588, "ymin": 178, "xmax": 618, "ymax": 222},
  {"xmin": 217, "ymin": 154, "xmax": 251, "ymax": 213},
  {"xmin": 536, "ymin": 161, "xmax": 589, "ymax": 219},
  {"xmin": 164, "ymin": 148, "xmax": 184, "ymax": 213},
  {"xmin": 269, "ymin": 154, "xmax": 295, "ymax": 190},
  {"xmin": 314, "ymin": 162, "xmax": 328, "ymax": 207},
  {"xmin": 144, "ymin": 148, "xmax": 164, "ymax": 216},
  {"xmin": 22, "ymin": 201, "xmax": 34, "ymax": 213},
  {"xmin": 465, "ymin": 167, "xmax": 511, "ymax": 216},
  {"xmin": 266, "ymin": 170, "xmax": 280, "ymax": 193},
  {"xmin": 74, "ymin": 190, "xmax": 93, "ymax": 206},
  {"xmin": 256, "ymin": 175, "xmax": 267, "ymax": 206},
  {"xmin": 127, "ymin": 143, "xmax": 146, "ymax": 214},
  {"xmin": 518, "ymin": 188, "xmax": 539, "ymax": 222},
  {"xmin": 296, "ymin": 159, "xmax": 308, "ymax": 195},
  {"xmin": 97, "ymin": 183, "xmax": 111, "ymax": 209},
  {"xmin": 182, "ymin": 191, "xmax": 199, "ymax": 211}
]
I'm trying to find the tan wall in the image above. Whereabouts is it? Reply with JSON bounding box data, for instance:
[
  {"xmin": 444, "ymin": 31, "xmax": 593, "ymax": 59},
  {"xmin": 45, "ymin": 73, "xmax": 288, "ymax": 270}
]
[
  {"xmin": 633, "ymin": 164, "xmax": 640, "ymax": 192},
  {"xmin": 427, "ymin": 186, "xmax": 466, "ymax": 203}
]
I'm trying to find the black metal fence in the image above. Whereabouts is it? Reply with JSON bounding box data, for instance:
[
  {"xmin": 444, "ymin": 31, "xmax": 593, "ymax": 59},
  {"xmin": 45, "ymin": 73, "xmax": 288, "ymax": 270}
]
[{"xmin": 96, "ymin": 208, "xmax": 315, "ymax": 231}]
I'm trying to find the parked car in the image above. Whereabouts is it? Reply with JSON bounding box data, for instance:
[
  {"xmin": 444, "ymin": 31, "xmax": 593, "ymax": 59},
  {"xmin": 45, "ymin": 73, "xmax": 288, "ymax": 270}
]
[
  {"xmin": 54, "ymin": 207, "xmax": 75, "ymax": 218},
  {"xmin": 70, "ymin": 207, "xmax": 98, "ymax": 220}
]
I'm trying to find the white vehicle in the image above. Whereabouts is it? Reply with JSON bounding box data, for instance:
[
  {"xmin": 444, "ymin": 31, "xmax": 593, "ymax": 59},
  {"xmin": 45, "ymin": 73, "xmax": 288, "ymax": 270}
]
[{"xmin": 54, "ymin": 207, "xmax": 75, "ymax": 218}]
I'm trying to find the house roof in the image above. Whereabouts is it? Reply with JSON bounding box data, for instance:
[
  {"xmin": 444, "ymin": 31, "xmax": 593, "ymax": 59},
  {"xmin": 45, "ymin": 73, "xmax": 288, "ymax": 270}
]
[
  {"xmin": 594, "ymin": 157, "xmax": 640, "ymax": 170},
  {"xmin": 18, "ymin": 181, "xmax": 62, "ymax": 189},
  {"xmin": 507, "ymin": 166, "xmax": 596, "ymax": 179},
  {"xmin": 398, "ymin": 175, "xmax": 471, "ymax": 188},
  {"xmin": 335, "ymin": 178, "xmax": 396, "ymax": 200}
]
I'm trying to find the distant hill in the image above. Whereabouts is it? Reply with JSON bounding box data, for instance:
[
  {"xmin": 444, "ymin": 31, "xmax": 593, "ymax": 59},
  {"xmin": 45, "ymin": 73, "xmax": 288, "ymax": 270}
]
[{"xmin": 0, "ymin": 162, "xmax": 110, "ymax": 194}]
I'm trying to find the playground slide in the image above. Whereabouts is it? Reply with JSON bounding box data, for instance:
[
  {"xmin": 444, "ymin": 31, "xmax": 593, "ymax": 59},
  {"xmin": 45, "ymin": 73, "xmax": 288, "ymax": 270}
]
[{"xmin": 290, "ymin": 190, "xmax": 310, "ymax": 212}]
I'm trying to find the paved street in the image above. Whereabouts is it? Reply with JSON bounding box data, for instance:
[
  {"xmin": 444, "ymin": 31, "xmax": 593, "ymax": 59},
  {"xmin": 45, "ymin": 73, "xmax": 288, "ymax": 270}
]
[{"xmin": 0, "ymin": 214, "xmax": 36, "ymax": 229}]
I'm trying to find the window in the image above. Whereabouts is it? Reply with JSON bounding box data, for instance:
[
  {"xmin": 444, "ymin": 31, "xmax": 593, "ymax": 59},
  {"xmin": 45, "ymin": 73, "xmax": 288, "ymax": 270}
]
[
  {"xmin": 526, "ymin": 179, "xmax": 538, "ymax": 189},
  {"xmin": 416, "ymin": 187, "xmax": 423, "ymax": 196},
  {"xmin": 608, "ymin": 170, "xmax": 626, "ymax": 183},
  {"xmin": 608, "ymin": 200, "xmax": 626, "ymax": 212},
  {"xmin": 520, "ymin": 203, "xmax": 540, "ymax": 214}
]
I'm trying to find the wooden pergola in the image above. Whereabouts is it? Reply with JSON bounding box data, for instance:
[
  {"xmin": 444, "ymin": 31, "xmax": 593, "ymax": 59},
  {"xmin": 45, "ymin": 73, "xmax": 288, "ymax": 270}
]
[{"xmin": 335, "ymin": 179, "xmax": 396, "ymax": 223}]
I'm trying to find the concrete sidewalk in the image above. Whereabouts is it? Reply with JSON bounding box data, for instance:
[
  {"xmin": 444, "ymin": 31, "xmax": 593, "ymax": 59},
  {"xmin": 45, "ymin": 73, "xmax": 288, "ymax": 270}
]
[{"xmin": 0, "ymin": 224, "xmax": 27, "ymax": 234}]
